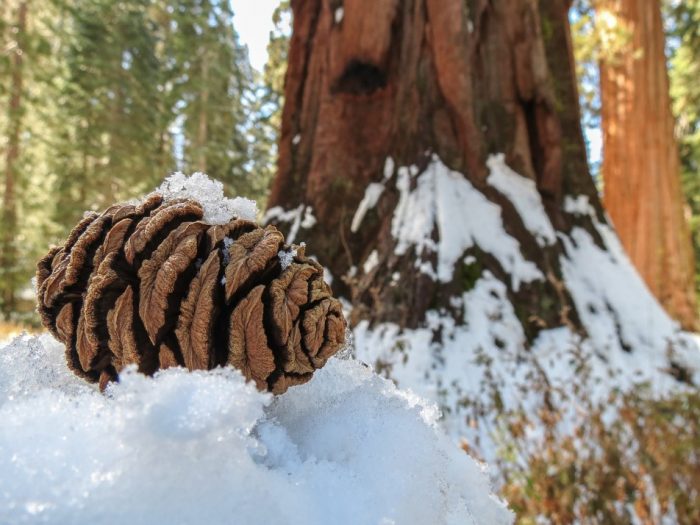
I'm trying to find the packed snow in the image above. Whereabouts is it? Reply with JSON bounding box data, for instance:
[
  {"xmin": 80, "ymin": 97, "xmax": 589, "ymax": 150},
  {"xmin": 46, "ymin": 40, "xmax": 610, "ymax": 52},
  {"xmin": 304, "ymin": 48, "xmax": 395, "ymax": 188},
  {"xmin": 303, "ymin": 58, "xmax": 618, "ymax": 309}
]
[
  {"xmin": 154, "ymin": 172, "xmax": 258, "ymax": 224},
  {"xmin": 354, "ymin": 269, "xmax": 700, "ymax": 463},
  {"xmin": 391, "ymin": 154, "xmax": 543, "ymax": 288},
  {"xmin": 0, "ymin": 334, "xmax": 512, "ymax": 525}
]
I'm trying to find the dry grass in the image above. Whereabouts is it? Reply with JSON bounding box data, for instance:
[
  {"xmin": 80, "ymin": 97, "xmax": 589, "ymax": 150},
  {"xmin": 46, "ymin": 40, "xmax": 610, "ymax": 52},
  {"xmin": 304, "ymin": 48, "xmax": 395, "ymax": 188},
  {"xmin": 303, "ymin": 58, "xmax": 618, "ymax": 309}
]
[
  {"xmin": 497, "ymin": 387, "xmax": 700, "ymax": 524},
  {"xmin": 0, "ymin": 320, "xmax": 40, "ymax": 342}
]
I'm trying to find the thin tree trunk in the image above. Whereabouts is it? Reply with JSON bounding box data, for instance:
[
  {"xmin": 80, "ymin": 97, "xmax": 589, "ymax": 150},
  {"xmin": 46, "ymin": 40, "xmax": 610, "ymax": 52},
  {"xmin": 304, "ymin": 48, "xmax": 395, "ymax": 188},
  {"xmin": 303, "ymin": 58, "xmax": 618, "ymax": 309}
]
[
  {"xmin": 599, "ymin": 0, "xmax": 698, "ymax": 330},
  {"xmin": 1, "ymin": 0, "xmax": 28, "ymax": 315},
  {"xmin": 196, "ymin": 49, "xmax": 209, "ymax": 173}
]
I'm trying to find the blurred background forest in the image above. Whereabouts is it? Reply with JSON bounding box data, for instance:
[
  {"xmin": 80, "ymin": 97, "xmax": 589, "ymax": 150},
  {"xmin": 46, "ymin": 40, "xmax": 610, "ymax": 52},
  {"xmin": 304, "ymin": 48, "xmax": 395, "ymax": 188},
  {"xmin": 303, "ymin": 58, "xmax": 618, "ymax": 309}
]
[
  {"xmin": 0, "ymin": 0, "xmax": 285, "ymax": 326},
  {"xmin": 0, "ymin": 0, "xmax": 698, "ymax": 327}
]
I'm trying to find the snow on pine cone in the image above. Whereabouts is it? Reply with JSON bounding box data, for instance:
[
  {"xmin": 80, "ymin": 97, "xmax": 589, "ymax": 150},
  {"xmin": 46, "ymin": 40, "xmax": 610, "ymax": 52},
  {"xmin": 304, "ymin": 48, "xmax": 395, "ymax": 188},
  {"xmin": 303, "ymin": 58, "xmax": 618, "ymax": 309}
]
[{"xmin": 35, "ymin": 194, "xmax": 346, "ymax": 394}]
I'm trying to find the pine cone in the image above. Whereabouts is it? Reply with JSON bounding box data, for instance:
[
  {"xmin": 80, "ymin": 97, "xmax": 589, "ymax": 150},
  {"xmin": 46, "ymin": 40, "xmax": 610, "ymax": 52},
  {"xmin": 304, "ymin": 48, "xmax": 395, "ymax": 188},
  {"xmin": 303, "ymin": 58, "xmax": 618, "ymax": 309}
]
[{"xmin": 36, "ymin": 195, "xmax": 346, "ymax": 394}]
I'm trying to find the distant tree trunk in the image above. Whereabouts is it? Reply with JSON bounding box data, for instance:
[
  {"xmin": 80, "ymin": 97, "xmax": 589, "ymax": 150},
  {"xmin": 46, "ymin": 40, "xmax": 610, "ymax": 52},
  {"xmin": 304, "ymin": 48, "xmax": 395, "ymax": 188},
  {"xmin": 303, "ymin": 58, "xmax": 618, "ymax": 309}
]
[
  {"xmin": 1, "ymin": 0, "xmax": 27, "ymax": 315},
  {"xmin": 267, "ymin": 0, "xmax": 603, "ymax": 338},
  {"xmin": 599, "ymin": 0, "xmax": 698, "ymax": 330},
  {"xmin": 196, "ymin": 49, "xmax": 210, "ymax": 173}
]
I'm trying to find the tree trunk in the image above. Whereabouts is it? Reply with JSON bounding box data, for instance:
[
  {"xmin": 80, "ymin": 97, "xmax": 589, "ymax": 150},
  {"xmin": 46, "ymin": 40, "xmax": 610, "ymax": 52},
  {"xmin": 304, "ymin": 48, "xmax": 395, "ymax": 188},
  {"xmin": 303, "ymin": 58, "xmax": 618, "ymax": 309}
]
[
  {"xmin": 265, "ymin": 0, "xmax": 699, "ymax": 457},
  {"xmin": 196, "ymin": 48, "xmax": 210, "ymax": 173},
  {"xmin": 1, "ymin": 0, "xmax": 27, "ymax": 315},
  {"xmin": 268, "ymin": 0, "xmax": 599, "ymax": 334},
  {"xmin": 599, "ymin": 0, "xmax": 698, "ymax": 331}
]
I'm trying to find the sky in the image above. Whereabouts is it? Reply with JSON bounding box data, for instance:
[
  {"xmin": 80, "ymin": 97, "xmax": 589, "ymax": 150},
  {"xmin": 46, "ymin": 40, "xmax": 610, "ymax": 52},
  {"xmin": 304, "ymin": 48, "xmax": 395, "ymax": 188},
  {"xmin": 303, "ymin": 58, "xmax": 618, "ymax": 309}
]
[
  {"xmin": 228, "ymin": 0, "xmax": 603, "ymax": 169},
  {"xmin": 230, "ymin": 0, "xmax": 279, "ymax": 72}
]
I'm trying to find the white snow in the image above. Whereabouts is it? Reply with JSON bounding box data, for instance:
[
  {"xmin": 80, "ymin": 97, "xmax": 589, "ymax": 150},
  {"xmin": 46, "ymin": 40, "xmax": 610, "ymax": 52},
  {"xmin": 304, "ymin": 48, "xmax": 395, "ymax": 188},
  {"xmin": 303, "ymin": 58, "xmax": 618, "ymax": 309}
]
[
  {"xmin": 383, "ymin": 157, "xmax": 395, "ymax": 179},
  {"xmin": 559, "ymin": 218, "xmax": 700, "ymax": 381},
  {"xmin": 350, "ymin": 182, "xmax": 385, "ymax": 233},
  {"xmin": 354, "ymin": 273, "xmax": 534, "ymax": 458},
  {"xmin": 323, "ymin": 266, "xmax": 334, "ymax": 286},
  {"xmin": 278, "ymin": 243, "xmax": 304, "ymax": 270},
  {"xmin": 486, "ymin": 154, "xmax": 556, "ymax": 246},
  {"xmin": 354, "ymin": 269, "xmax": 700, "ymax": 464},
  {"xmin": 362, "ymin": 249, "xmax": 380, "ymax": 274},
  {"xmin": 0, "ymin": 334, "xmax": 512, "ymax": 525},
  {"xmin": 154, "ymin": 172, "xmax": 258, "ymax": 224},
  {"xmin": 265, "ymin": 205, "xmax": 316, "ymax": 244},
  {"xmin": 563, "ymin": 194, "xmax": 594, "ymax": 216},
  {"xmin": 352, "ymin": 154, "xmax": 700, "ymax": 466},
  {"xmin": 391, "ymin": 155, "xmax": 543, "ymax": 289}
]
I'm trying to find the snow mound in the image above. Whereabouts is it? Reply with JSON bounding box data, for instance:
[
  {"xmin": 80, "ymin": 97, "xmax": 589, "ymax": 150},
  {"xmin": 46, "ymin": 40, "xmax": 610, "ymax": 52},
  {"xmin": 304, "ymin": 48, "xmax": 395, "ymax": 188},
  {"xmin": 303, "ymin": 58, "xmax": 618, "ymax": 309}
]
[
  {"xmin": 154, "ymin": 172, "xmax": 258, "ymax": 224},
  {"xmin": 0, "ymin": 334, "xmax": 512, "ymax": 525}
]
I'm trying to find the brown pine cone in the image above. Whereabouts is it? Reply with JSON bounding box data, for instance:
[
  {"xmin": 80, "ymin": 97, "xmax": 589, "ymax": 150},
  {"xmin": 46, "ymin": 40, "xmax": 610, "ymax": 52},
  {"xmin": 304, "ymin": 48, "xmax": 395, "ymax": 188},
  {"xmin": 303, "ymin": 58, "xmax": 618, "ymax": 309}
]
[{"xmin": 35, "ymin": 195, "xmax": 346, "ymax": 394}]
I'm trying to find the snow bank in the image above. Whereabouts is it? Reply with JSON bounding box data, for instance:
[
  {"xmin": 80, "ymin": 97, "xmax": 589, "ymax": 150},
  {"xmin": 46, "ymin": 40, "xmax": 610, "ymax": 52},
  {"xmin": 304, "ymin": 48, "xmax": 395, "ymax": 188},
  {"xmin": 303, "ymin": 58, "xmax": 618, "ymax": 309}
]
[
  {"xmin": 154, "ymin": 172, "xmax": 258, "ymax": 224},
  {"xmin": 0, "ymin": 334, "xmax": 512, "ymax": 525},
  {"xmin": 354, "ymin": 272, "xmax": 700, "ymax": 462}
]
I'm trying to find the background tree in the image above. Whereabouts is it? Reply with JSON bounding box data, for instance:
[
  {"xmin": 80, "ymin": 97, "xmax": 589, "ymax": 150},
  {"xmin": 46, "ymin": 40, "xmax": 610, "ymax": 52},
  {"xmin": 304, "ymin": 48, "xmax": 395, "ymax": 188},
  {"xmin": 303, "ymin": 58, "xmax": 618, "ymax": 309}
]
[
  {"xmin": 0, "ymin": 0, "xmax": 28, "ymax": 314},
  {"xmin": 598, "ymin": 0, "xmax": 698, "ymax": 330},
  {"xmin": 0, "ymin": 0, "xmax": 268, "ymax": 318},
  {"xmin": 48, "ymin": 0, "xmax": 166, "ymax": 226},
  {"xmin": 667, "ymin": 0, "xmax": 700, "ymax": 314},
  {"xmin": 242, "ymin": 0, "xmax": 291, "ymax": 209},
  {"xmin": 168, "ymin": 0, "xmax": 251, "ymax": 188}
]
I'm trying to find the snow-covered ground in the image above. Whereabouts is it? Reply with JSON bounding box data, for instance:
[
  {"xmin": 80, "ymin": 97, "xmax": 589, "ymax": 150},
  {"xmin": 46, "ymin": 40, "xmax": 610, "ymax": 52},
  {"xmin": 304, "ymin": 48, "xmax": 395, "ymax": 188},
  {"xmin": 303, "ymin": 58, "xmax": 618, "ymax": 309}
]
[
  {"xmin": 332, "ymin": 154, "xmax": 700, "ymax": 464},
  {"xmin": 0, "ymin": 334, "xmax": 512, "ymax": 525},
  {"xmin": 5, "ymin": 161, "xmax": 699, "ymax": 523}
]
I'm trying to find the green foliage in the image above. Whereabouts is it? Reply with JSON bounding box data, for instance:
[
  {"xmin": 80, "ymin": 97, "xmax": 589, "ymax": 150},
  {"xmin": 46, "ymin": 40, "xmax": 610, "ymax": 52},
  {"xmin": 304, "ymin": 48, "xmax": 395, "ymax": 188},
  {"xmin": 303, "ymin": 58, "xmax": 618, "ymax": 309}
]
[
  {"xmin": 667, "ymin": 0, "xmax": 700, "ymax": 307},
  {"xmin": 0, "ymin": 0, "xmax": 271, "ymax": 318}
]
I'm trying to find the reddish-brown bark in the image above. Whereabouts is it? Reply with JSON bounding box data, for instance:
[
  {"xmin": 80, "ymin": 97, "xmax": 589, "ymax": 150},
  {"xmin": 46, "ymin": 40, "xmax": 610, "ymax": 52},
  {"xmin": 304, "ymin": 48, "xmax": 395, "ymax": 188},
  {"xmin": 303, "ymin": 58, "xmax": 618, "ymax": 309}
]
[
  {"xmin": 268, "ymin": 0, "xmax": 603, "ymax": 336},
  {"xmin": 599, "ymin": 0, "xmax": 698, "ymax": 330}
]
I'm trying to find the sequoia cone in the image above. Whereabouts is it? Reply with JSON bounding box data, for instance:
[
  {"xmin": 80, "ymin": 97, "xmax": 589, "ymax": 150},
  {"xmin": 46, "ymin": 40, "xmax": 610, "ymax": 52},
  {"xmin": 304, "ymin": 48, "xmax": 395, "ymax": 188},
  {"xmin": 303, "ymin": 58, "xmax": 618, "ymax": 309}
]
[{"xmin": 36, "ymin": 195, "xmax": 346, "ymax": 394}]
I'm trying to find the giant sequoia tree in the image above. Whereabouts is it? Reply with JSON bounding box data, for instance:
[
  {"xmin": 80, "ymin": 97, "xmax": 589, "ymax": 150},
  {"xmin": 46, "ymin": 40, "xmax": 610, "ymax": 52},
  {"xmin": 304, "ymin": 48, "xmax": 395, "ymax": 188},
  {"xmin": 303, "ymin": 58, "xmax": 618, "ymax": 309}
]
[
  {"xmin": 599, "ymin": 0, "xmax": 698, "ymax": 331},
  {"xmin": 267, "ymin": 0, "xmax": 697, "ymax": 453},
  {"xmin": 269, "ymin": 0, "xmax": 600, "ymax": 330}
]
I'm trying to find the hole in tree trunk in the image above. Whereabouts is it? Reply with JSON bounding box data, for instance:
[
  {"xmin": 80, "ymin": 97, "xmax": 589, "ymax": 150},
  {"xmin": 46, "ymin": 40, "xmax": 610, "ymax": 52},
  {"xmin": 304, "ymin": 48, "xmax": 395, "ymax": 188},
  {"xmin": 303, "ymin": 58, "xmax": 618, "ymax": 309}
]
[{"xmin": 332, "ymin": 60, "xmax": 387, "ymax": 95}]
